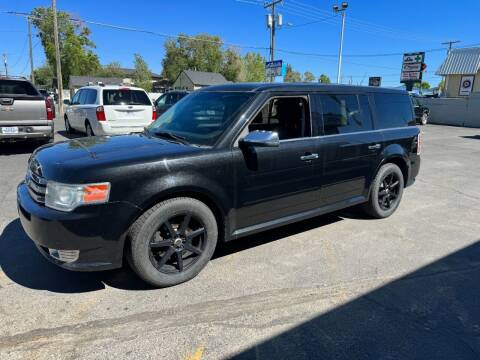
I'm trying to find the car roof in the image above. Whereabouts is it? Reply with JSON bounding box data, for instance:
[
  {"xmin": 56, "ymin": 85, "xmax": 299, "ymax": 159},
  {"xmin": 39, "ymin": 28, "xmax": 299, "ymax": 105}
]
[
  {"xmin": 78, "ymin": 85, "xmax": 147, "ymax": 91},
  {"xmin": 199, "ymin": 82, "xmax": 408, "ymax": 94}
]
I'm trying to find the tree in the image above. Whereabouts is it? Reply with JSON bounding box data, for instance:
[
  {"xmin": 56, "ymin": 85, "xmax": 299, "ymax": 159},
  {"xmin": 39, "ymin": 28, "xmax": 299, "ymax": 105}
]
[
  {"xmin": 303, "ymin": 71, "xmax": 316, "ymax": 82},
  {"xmin": 414, "ymin": 81, "xmax": 430, "ymax": 90},
  {"xmin": 284, "ymin": 64, "xmax": 302, "ymax": 82},
  {"xmin": 161, "ymin": 33, "xmax": 224, "ymax": 81},
  {"xmin": 318, "ymin": 74, "xmax": 331, "ymax": 84},
  {"xmin": 33, "ymin": 64, "xmax": 54, "ymax": 87},
  {"xmin": 133, "ymin": 54, "xmax": 152, "ymax": 92},
  {"xmin": 222, "ymin": 48, "xmax": 243, "ymax": 82},
  {"xmin": 96, "ymin": 62, "xmax": 128, "ymax": 78},
  {"xmin": 31, "ymin": 7, "xmax": 100, "ymax": 86},
  {"xmin": 438, "ymin": 79, "xmax": 445, "ymax": 91},
  {"xmin": 242, "ymin": 52, "xmax": 265, "ymax": 82}
]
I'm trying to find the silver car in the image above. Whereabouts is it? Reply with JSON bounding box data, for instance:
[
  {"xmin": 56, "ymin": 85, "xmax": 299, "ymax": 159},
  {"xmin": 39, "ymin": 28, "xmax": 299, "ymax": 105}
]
[{"xmin": 0, "ymin": 77, "xmax": 54, "ymax": 143}]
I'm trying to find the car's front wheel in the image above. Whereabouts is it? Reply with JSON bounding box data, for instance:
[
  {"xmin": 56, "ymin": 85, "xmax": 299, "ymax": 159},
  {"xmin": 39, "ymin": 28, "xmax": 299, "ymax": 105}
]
[
  {"xmin": 127, "ymin": 197, "xmax": 218, "ymax": 287},
  {"xmin": 363, "ymin": 163, "xmax": 404, "ymax": 219}
]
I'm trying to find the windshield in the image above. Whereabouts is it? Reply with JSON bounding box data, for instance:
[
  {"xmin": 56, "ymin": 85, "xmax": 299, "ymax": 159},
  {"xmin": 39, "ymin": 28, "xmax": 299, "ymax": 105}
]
[{"xmin": 148, "ymin": 91, "xmax": 255, "ymax": 146}]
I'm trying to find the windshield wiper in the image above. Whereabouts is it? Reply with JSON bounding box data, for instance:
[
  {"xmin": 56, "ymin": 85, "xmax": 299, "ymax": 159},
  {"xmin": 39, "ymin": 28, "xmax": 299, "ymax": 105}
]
[{"xmin": 150, "ymin": 130, "xmax": 188, "ymax": 144}]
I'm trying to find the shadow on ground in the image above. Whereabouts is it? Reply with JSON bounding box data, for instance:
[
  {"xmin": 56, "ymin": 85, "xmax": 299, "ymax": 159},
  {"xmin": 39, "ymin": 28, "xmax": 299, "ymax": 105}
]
[
  {"xmin": 232, "ymin": 240, "xmax": 480, "ymax": 360},
  {"xmin": 57, "ymin": 130, "xmax": 84, "ymax": 140},
  {"xmin": 0, "ymin": 213, "xmax": 343, "ymax": 293},
  {"xmin": 461, "ymin": 135, "xmax": 480, "ymax": 140},
  {"xmin": 0, "ymin": 142, "xmax": 41, "ymax": 155}
]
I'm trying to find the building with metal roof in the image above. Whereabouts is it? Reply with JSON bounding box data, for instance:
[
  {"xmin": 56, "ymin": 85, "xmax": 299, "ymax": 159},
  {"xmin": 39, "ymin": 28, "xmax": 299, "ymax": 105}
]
[
  {"xmin": 173, "ymin": 70, "xmax": 229, "ymax": 90},
  {"xmin": 436, "ymin": 47, "xmax": 480, "ymax": 97}
]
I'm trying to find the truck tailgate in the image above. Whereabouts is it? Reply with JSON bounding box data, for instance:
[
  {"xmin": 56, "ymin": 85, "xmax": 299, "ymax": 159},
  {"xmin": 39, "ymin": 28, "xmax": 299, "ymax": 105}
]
[{"xmin": 0, "ymin": 96, "xmax": 48, "ymax": 125}]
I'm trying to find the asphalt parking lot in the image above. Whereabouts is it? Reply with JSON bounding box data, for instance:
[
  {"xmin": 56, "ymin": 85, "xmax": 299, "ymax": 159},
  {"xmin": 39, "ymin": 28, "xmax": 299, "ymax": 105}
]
[{"xmin": 1, "ymin": 118, "xmax": 480, "ymax": 359}]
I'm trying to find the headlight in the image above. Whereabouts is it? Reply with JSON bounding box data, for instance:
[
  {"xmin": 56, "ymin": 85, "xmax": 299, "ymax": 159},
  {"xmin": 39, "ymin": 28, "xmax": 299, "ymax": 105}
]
[{"xmin": 45, "ymin": 181, "xmax": 110, "ymax": 212}]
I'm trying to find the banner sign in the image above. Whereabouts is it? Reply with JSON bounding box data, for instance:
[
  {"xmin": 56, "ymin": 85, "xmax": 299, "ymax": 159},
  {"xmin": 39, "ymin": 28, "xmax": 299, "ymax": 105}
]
[{"xmin": 459, "ymin": 75, "xmax": 475, "ymax": 96}]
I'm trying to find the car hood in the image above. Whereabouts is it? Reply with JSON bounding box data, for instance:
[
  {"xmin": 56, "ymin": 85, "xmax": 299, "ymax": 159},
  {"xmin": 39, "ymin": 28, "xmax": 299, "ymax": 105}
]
[{"xmin": 33, "ymin": 133, "xmax": 203, "ymax": 181}]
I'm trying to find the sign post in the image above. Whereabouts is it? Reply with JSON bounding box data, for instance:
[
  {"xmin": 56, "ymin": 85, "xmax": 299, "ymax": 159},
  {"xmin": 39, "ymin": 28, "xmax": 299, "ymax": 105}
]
[{"xmin": 400, "ymin": 52, "xmax": 425, "ymax": 91}]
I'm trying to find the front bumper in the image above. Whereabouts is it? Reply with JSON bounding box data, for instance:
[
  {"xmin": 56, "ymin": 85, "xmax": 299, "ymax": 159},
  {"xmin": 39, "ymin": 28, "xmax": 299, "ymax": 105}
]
[{"xmin": 17, "ymin": 182, "xmax": 140, "ymax": 271}]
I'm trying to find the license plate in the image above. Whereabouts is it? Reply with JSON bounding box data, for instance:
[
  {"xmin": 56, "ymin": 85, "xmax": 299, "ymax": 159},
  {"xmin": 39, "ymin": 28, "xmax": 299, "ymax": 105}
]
[{"xmin": 1, "ymin": 127, "xmax": 18, "ymax": 134}]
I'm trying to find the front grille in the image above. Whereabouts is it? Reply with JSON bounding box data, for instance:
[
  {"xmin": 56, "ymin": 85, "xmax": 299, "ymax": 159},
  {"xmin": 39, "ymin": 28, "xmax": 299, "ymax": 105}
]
[{"xmin": 26, "ymin": 168, "xmax": 46, "ymax": 204}]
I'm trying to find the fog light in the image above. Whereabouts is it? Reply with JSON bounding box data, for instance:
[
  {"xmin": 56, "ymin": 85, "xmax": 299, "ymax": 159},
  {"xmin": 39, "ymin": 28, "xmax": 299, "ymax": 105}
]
[{"xmin": 48, "ymin": 249, "xmax": 79, "ymax": 263}]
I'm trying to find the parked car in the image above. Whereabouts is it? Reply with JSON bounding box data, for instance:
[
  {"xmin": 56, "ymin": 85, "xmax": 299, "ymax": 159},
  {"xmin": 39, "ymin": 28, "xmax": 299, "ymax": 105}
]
[
  {"xmin": 0, "ymin": 77, "xmax": 54, "ymax": 144},
  {"xmin": 410, "ymin": 95, "xmax": 429, "ymax": 125},
  {"xmin": 64, "ymin": 85, "xmax": 155, "ymax": 136},
  {"xmin": 18, "ymin": 84, "xmax": 421, "ymax": 287},
  {"xmin": 154, "ymin": 90, "xmax": 190, "ymax": 118}
]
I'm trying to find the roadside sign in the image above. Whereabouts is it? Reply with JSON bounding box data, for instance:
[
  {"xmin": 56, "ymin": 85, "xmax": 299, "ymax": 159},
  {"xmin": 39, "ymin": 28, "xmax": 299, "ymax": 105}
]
[
  {"xmin": 402, "ymin": 63, "xmax": 422, "ymax": 72},
  {"xmin": 401, "ymin": 52, "xmax": 425, "ymax": 84},
  {"xmin": 368, "ymin": 77, "xmax": 381, "ymax": 87},
  {"xmin": 403, "ymin": 53, "xmax": 424, "ymax": 64},
  {"xmin": 265, "ymin": 60, "xmax": 284, "ymax": 77},
  {"xmin": 401, "ymin": 71, "xmax": 421, "ymax": 81},
  {"xmin": 459, "ymin": 75, "xmax": 475, "ymax": 96}
]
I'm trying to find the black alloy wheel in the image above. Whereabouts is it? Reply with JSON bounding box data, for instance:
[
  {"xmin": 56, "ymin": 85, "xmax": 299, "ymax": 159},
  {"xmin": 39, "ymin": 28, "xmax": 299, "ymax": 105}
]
[
  {"xmin": 148, "ymin": 213, "xmax": 206, "ymax": 274},
  {"xmin": 127, "ymin": 197, "xmax": 218, "ymax": 287},
  {"xmin": 378, "ymin": 172, "xmax": 401, "ymax": 211}
]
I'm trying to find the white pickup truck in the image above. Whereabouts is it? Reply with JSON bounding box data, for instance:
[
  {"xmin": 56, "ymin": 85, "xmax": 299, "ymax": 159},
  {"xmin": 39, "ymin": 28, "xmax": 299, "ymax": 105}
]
[{"xmin": 0, "ymin": 77, "xmax": 54, "ymax": 143}]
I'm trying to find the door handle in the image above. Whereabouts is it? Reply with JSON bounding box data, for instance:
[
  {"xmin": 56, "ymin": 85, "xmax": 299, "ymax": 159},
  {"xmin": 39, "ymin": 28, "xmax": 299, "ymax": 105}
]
[
  {"xmin": 300, "ymin": 153, "xmax": 319, "ymax": 161},
  {"xmin": 368, "ymin": 144, "xmax": 382, "ymax": 150}
]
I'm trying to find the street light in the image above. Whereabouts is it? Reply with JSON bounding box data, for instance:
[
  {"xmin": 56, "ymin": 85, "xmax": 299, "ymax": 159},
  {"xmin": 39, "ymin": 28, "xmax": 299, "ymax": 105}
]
[{"xmin": 333, "ymin": 1, "xmax": 348, "ymax": 84}]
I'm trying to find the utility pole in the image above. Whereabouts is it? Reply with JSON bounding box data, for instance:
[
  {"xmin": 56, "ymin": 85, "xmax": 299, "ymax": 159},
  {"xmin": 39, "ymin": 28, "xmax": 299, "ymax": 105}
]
[
  {"xmin": 440, "ymin": 40, "xmax": 459, "ymax": 96},
  {"xmin": 2, "ymin": 53, "xmax": 7, "ymax": 77},
  {"xmin": 333, "ymin": 2, "xmax": 348, "ymax": 84},
  {"xmin": 52, "ymin": 0, "xmax": 63, "ymax": 118},
  {"xmin": 441, "ymin": 40, "xmax": 460, "ymax": 54},
  {"xmin": 265, "ymin": 0, "xmax": 283, "ymax": 82},
  {"xmin": 27, "ymin": 16, "xmax": 35, "ymax": 84}
]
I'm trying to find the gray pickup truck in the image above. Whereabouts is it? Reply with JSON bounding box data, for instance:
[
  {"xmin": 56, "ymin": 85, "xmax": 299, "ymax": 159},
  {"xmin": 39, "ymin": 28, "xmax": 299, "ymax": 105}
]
[{"xmin": 0, "ymin": 78, "xmax": 54, "ymax": 143}]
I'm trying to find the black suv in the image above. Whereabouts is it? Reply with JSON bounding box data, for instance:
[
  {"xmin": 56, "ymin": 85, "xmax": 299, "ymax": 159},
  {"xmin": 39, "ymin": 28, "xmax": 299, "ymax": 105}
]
[{"xmin": 17, "ymin": 84, "xmax": 421, "ymax": 287}]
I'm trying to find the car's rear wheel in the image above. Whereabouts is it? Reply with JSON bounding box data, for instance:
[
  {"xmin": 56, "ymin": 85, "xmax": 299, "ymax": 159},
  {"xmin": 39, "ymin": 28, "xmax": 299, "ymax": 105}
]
[
  {"xmin": 364, "ymin": 163, "xmax": 404, "ymax": 219},
  {"xmin": 421, "ymin": 112, "xmax": 428, "ymax": 125},
  {"xmin": 127, "ymin": 197, "xmax": 218, "ymax": 287},
  {"xmin": 85, "ymin": 121, "xmax": 94, "ymax": 136}
]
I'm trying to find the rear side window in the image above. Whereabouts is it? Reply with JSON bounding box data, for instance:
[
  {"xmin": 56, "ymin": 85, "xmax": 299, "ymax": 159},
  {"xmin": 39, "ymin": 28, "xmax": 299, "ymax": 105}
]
[
  {"xmin": 315, "ymin": 94, "xmax": 373, "ymax": 135},
  {"xmin": 374, "ymin": 93, "xmax": 415, "ymax": 128},
  {"xmin": 78, "ymin": 90, "xmax": 88, "ymax": 105},
  {"xmin": 85, "ymin": 89, "xmax": 97, "ymax": 104},
  {"xmin": 0, "ymin": 80, "xmax": 39, "ymax": 96},
  {"xmin": 102, "ymin": 89, "xmax": 152, "ymax": 106}
]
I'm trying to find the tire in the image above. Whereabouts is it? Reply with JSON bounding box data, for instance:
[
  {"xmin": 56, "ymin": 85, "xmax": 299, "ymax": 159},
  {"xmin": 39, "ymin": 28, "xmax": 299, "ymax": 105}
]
[
  {"xmin": 127, "ymin": 197, "xmax": 218, "ymax": 287},
  {"xmin": 363, "ymin": 163, "xmax": 404, "ymax": 219},
  {"xmin": 421, "ymin": 112, "xmax": 428, "ymax": 125},
  {"xmin": 64, "ymin": 116, "xmax": 74, "ymax": 134},
  {"xmin": 85, "ymin": 121, "xmax": 94, "ymax": 136}
]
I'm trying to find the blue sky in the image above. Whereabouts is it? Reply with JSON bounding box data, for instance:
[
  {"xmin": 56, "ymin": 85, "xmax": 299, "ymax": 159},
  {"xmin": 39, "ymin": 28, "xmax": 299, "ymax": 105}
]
[{"xmin": 1, "ymin": 0, "xmax": 479, "ymax": 87}]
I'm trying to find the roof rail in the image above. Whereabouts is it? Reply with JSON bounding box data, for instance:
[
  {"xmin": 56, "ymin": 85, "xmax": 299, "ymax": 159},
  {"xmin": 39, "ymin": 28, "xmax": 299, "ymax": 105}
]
[{"xmin": 0, "ymin": 75, "xmax": 29, "ymax": 80}]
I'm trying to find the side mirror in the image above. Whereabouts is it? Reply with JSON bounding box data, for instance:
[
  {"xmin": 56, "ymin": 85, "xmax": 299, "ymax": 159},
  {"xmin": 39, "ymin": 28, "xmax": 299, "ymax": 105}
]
[
  {"xmin": 63, "ymin": 99, "xmax": 71, "ymax": 105},
  {"xmin": 240, "ymin": 130, "xmax": 279, "ymax": 147}
]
